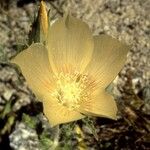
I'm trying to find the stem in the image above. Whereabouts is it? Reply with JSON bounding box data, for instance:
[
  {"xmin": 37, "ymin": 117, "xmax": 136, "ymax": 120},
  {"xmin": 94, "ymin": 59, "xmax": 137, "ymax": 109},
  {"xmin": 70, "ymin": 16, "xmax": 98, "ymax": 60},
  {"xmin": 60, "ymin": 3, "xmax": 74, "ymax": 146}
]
[{"xmin": 51, "ymin": 125, "xmax": 60, "ymax": 150}]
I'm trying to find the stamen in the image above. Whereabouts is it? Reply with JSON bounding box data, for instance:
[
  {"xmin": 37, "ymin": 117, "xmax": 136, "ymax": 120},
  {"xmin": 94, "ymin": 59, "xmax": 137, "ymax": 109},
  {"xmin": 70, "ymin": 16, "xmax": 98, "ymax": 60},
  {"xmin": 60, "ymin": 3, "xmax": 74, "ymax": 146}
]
[{"xmin": 51, "ymin": 71, "xmax": 96, "ymax": 110}]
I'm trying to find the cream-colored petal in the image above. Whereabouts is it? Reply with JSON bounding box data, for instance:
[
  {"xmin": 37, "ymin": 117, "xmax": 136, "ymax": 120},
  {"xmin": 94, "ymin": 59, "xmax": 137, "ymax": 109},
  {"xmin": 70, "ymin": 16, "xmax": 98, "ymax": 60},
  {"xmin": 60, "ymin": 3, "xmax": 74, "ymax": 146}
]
[
  {"xmin": 47, "ymin": 14, "xmax": 94, "ymax": 74},
  {"xmin": 79, "ymin": 90, "xmax": 117, "ymax": 120},
  {"xmin": 11, "ymin": 43, "xmax": 53, "ymax": 100},
  {"xmin": 43, "ymin": 95, "xmax": 85, "ymax": 127},
  {"xmin": 85, "ymin": 35, "xmax": 129, "ymax": 88}
]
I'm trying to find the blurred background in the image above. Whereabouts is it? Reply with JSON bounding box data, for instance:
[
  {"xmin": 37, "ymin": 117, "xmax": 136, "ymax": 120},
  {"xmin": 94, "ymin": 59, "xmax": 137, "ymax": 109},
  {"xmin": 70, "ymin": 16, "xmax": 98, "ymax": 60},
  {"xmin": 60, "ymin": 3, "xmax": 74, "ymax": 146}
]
[{"xmin": 0, "ymin": 0, "xmax": 150, "ymax": 149}]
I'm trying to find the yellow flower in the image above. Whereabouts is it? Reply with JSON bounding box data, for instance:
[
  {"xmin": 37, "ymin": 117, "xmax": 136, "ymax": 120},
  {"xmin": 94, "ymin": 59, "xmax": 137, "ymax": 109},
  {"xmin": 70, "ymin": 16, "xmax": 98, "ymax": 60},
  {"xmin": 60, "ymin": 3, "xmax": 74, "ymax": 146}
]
[{"xmin": 11, "ymin": 14, "xmax": 129, "ymax": 127}]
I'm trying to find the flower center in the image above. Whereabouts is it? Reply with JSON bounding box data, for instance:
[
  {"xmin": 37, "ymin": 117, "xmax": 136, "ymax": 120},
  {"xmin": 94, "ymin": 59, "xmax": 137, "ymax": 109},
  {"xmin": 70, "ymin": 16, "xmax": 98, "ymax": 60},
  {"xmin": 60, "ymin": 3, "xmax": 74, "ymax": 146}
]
[{"xmin": 52, "ymin": 72, "xmax": 92, "ymax": 110}]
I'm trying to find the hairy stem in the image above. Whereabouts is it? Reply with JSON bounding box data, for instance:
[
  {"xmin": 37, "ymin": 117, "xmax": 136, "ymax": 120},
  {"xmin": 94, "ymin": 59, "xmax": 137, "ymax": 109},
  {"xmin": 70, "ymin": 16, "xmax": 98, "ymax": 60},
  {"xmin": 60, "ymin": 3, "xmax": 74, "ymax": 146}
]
[{"xmin": 51, "ymin": 125, "xmax": 60, "ymax": 150}]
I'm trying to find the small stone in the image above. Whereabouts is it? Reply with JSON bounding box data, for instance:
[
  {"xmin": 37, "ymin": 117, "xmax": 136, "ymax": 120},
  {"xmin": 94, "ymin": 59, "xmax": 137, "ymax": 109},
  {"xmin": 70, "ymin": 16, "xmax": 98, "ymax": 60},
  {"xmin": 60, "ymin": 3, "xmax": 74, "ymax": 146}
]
[{"xmin": 9, "ymin": 122, "xmax": 40, "ymax": 150}]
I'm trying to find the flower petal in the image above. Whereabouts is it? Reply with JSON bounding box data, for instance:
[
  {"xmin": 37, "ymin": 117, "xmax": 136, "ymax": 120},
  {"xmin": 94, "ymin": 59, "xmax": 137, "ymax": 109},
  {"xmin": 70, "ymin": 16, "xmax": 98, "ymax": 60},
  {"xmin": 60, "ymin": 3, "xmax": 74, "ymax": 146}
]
[
  {"xmin": 79, "ymin": 90, "xmax": 117, "ymax": 120},
  {"xmin": 11, "ymin": 43, "xmax": 53, "ymax": 100},
  {"xmin": 85, "ymin": 35, "xmax": 129, "ymax": 88},
  {"xmin": 43, "ymin": 95, "xmax": 85, "ymax": 127},
  {"xmin": 47, "ymin": 14, "xmax": 94, "ymax": 74}
]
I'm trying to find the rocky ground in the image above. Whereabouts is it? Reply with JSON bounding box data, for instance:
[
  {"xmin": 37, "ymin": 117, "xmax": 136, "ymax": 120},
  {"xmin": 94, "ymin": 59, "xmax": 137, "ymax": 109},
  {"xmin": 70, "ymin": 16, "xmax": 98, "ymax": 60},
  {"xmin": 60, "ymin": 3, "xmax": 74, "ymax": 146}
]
[{"xmin": 0, "ymin": 0, "xmax": 150, "ymax": 149}]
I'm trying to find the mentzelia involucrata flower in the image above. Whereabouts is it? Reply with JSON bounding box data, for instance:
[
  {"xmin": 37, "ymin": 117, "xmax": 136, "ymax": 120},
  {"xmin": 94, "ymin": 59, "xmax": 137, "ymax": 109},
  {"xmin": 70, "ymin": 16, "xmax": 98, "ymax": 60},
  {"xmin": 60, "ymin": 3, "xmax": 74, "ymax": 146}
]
[{"xmin": 11, "ymin": 15, "xmax": 129, "ymax": 127}]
